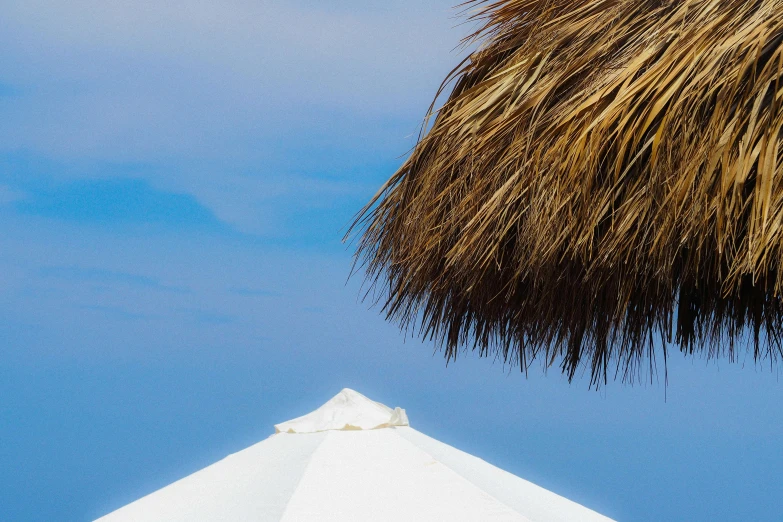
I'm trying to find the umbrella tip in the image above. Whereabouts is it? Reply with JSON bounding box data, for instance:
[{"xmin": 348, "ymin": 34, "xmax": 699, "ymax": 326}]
[{"xmin": 274, "ymin": 388, "xmax": 409, "ymax": 434}]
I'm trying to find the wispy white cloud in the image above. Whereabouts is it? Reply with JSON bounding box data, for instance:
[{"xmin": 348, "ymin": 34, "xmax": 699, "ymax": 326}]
[
  {"xmin": 0, "ymin": 0, "xmax": 466, "ymax": 157},
  {"xmin": 0, "ymin": 0, "xmax": 470, "ymax": 235}
]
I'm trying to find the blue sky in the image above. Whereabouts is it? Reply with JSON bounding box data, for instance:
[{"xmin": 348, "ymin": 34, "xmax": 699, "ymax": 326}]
[{"xmin": 1, "ymin": 2, "xmax": 782, "ymax": 521}]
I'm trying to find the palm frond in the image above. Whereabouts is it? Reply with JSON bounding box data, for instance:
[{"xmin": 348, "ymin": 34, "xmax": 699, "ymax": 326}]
[{"xmin": 350, "ymin": 0, "xmax": 783, "ymax": 384}]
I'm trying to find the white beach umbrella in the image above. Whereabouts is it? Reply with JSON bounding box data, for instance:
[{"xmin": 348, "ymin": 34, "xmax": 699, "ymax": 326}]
[{"xmin": 96, "ymin": 389, "xmax": 614, "ymax": 521}]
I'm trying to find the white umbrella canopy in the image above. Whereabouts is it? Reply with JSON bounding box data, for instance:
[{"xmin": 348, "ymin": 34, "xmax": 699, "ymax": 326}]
[{"xmin": 95, "ymin": 389, "xmax": 614, "ymax": 521}]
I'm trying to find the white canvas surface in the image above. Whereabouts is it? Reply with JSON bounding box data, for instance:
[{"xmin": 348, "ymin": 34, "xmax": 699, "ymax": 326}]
[{"xmin": 96, "ymin": 389, "xmax": 614, "ymax": 522}]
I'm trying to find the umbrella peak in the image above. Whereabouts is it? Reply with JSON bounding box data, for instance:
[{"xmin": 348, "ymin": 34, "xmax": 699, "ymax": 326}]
[{"xmin": 274, "ymin": 389, "xmax": 409, "ymax": 434}]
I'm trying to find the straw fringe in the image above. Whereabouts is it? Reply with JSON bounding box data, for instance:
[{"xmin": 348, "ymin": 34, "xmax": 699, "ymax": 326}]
[{"xmin": 350, "ymin": 0, "xmax": 783, "ymax": 384}]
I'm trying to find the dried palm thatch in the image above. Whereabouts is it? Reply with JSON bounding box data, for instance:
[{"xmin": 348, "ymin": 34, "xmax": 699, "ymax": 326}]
[{"xmin": 350, "ymin": 0, "xmax": 783, "ymax": 384}]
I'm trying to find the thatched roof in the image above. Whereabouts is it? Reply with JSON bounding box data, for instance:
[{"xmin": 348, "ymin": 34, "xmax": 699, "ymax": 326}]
[{"xmin": 351, "ymin": 0, "xmax": 783, "ymax": 384}]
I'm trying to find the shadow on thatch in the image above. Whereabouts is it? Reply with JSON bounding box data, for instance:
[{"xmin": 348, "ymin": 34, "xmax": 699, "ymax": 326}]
[{"xmin": 349, "ymin": 0, "xmax": 783, "ymax": 385}]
